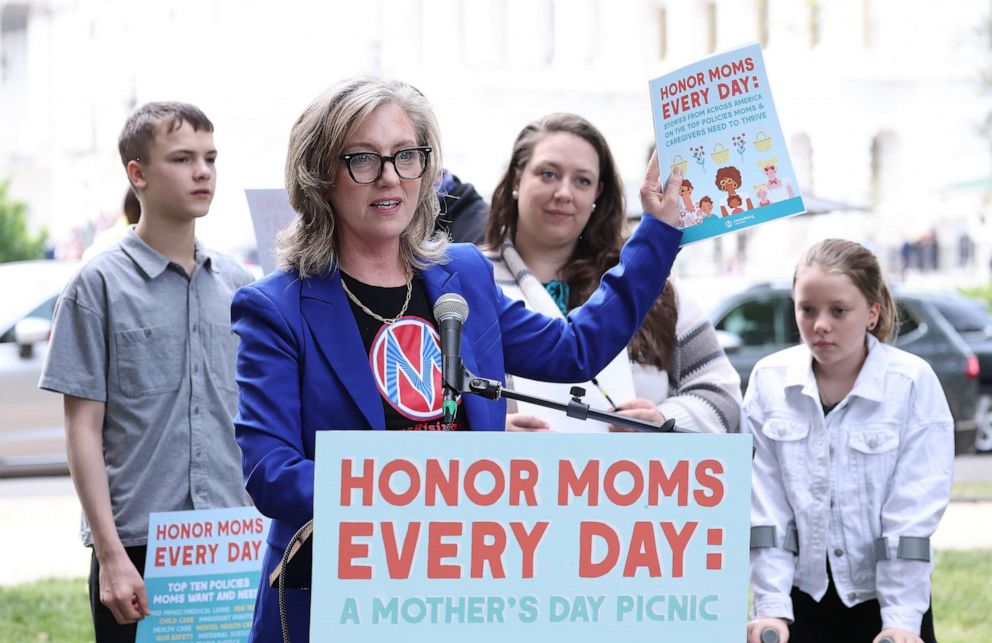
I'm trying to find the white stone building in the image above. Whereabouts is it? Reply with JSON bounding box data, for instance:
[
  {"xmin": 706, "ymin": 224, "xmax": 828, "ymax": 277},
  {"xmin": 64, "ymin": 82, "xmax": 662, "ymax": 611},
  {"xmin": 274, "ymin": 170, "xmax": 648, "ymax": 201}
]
[{"xmin": 1, "ymin": 0, "xmax": 989, "ymax": 282}]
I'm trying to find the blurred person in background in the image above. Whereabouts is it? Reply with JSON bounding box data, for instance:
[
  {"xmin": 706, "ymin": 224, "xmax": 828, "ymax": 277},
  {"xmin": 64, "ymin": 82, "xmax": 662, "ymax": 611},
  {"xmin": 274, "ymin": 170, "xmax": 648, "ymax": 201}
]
[
  {"xmin": 436, "ymin": 168, "xmax": 486, "ymax": 243},
  {"xmin": 483, "ymin": 112, "xmax": 740, "ymax": 434},
  {"xmin": 82, "ymin": 188, "xmax": 142, "ymax": 261}
]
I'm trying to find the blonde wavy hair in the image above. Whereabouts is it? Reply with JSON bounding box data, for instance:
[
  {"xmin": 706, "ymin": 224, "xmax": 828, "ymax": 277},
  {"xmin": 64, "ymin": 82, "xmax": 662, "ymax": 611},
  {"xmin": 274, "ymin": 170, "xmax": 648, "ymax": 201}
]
[{"xmin": 278, "ymin": 77, "xmax": 447, "ymax": 278}]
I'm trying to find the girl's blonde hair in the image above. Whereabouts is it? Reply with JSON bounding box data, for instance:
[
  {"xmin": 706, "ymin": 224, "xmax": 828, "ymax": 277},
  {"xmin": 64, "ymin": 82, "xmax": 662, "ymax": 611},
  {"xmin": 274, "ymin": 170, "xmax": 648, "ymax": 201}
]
[
  {"xmin": 278, "ymin": 77, "xmax": 446, "ymax": 278},
  {"xmin": 794, "ymin": 238, "xmax": 898, "ymax": 341}
]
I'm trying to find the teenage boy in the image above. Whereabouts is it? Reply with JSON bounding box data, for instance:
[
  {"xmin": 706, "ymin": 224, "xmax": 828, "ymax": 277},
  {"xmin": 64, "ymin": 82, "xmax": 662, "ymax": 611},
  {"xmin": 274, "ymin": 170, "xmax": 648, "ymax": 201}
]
[{"xmin": 40, "ymin": 102, "xmax": 253, "ymax": 642}]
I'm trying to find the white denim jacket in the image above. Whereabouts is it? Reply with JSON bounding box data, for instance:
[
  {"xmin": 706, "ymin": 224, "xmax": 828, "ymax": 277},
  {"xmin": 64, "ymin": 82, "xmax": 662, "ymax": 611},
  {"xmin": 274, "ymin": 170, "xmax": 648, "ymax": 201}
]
[{"xmin": 743, "ymin": 334, "xmax": 953, "ymax": 634}]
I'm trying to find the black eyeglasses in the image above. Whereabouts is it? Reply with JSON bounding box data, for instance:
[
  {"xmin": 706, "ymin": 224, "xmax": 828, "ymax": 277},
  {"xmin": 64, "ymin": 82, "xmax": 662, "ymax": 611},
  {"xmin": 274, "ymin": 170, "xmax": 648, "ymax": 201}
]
[{"xmin": 339, "ymin": 147, "xmax": 432, "ymax": 184}]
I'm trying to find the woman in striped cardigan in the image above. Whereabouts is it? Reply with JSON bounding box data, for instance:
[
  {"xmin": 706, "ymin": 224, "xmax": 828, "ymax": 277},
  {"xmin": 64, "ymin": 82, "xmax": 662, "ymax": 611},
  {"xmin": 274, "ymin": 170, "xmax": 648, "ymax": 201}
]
[{"xmin": 483, "ymin": 112, "xmax": 741, "ymax": 433}]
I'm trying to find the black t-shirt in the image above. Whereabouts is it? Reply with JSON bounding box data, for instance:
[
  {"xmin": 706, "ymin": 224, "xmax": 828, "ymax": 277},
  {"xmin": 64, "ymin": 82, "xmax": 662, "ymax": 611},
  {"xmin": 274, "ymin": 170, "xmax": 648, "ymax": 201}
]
[{"xmin": 341, "ymin": 271, "xmax": 468, "ymax": 431}]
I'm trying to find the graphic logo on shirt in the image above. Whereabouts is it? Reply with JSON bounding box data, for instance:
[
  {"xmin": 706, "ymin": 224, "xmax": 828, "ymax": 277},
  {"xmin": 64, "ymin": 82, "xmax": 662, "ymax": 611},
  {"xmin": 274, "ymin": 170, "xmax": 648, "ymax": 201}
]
[{"xmin": 370, "ymin": 317, "xmax": 443, "ymax": 420}]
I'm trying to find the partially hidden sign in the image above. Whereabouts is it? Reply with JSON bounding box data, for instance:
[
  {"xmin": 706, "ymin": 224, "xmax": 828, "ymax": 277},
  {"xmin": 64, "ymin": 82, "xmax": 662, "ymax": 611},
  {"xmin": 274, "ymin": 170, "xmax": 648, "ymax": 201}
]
[
  {"xmin": 136, "ymin": 506, "xmax": 271, "ymax": 643},
  {"xmin": 311, "ymin": 432, "xmax": 752, "ymax": 642}
]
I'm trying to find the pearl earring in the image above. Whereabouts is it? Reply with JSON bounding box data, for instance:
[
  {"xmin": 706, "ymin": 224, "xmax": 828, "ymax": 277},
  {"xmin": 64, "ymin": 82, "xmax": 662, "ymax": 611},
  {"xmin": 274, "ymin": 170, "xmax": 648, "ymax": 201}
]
[
  {"xmin": 512, "ymin": 190, "xmax": 518, "ymax": 199},
  {"xmin": 592, "ymin": 202, "xmax": 597, "ymax": 211}
]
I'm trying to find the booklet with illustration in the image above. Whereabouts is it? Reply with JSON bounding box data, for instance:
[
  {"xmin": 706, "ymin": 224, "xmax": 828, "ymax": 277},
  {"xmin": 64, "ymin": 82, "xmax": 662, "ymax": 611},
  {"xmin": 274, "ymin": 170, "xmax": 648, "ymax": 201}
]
[{"xmin": 649, "ymin": 43, "xmax": 805, "ymax": 245}]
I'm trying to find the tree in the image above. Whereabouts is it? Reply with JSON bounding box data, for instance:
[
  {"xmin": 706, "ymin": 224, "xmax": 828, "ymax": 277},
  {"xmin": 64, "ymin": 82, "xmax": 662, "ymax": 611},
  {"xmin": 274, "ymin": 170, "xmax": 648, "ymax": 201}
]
[{"xmin": 0, "ymin": 180, "xmax": 47, "ymax": 262}]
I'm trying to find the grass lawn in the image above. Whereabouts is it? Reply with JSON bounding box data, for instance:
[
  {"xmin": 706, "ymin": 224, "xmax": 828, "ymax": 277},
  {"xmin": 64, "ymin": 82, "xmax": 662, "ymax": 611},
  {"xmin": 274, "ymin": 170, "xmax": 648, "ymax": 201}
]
[
  {"xmin": 0, "ymin": 577, "xmax": 91, "ymax": 641},
  {"xmin": 2, "ymin": 551, "xmax": 990, "ymax": 641},
  {"xmin": 952, "ymin": 480, "xmax": 992, "ymax": 500},
  {"xmin": 932, "ymin": 549, "xmax": 992, "ymax": 641}
]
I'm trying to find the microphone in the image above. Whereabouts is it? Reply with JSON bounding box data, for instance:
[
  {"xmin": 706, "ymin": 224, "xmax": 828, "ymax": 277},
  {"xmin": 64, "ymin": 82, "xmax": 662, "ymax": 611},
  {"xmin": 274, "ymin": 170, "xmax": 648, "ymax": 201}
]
[{"xmin": 433, "ymin": 293, "xmax": 469, "ymax": 425}]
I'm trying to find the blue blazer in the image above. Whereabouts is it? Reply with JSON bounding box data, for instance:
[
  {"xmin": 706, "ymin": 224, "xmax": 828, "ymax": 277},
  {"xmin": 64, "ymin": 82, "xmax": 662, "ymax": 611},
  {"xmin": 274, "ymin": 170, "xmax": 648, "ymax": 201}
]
[{"xmin": 231, "ymin": 216, "xmax": 680, "ymax": 642}]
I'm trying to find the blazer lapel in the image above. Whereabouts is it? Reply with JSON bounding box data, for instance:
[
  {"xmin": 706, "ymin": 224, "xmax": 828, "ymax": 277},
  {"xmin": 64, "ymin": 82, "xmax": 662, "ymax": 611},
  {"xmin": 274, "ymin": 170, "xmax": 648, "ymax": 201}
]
[
  {"xmin": 421, "ymin": 265, "xmax": 491, "ymax": 429},
  {"xmin": 300, "ymin": 273, "xmax": 385, "ymax": 429}
]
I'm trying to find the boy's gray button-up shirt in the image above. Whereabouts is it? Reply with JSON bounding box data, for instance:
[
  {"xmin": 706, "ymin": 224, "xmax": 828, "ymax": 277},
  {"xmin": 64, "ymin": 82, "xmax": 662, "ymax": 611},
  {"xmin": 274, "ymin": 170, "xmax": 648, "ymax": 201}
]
[{"xmin": 39, "ymin": 229, "xmax": 255, "ymax": 547}]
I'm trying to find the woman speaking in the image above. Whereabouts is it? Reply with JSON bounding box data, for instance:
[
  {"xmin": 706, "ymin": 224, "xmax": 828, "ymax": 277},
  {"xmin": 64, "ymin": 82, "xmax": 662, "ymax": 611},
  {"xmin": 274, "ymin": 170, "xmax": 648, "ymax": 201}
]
[{"xmin": 231, "ymin": 77, "xmax": 683, "ymax": 641}]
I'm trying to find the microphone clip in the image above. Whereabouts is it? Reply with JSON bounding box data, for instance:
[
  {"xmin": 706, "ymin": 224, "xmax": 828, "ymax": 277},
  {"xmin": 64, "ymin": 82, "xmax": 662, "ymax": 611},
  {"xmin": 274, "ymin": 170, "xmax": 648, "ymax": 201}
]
[{"xmin": 441, "ymin": 355, "xmax": 464, "ymax": 425}]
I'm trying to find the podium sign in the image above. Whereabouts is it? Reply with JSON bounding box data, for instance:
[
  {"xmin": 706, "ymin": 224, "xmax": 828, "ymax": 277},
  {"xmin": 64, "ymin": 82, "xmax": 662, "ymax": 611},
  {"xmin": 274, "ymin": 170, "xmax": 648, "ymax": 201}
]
[{"xmin": 311, "ymin": 432, "xmax": 751, "ymax": 642}]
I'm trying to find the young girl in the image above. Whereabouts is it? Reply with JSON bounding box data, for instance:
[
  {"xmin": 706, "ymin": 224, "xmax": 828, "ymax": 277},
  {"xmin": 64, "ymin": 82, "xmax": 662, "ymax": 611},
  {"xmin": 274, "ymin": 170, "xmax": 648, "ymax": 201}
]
[{"xmin": 745, "ymin": 239, "xmax": 952, "ymax": 643}]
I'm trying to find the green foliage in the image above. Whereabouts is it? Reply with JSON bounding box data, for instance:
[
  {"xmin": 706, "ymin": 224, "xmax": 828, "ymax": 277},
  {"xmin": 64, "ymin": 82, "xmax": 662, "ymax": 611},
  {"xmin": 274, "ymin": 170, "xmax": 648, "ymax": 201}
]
[
  {"xmin": 3, "ymin": 552, "xmax": 992, "ymax": 643},
  {"xmin": 0, "ymin": 577, "xmax": 92, "ymax": 641},
  {"xmin": 959, "ymin": 284, "xmax": 992, "ymax": 310},
  {"xmin": 0, "ymin": 180, "xmax": 47, "ymax": 263},
  {"xmin": 952, "ymin": 480, "xmax": 992, "ymax": 500},
  {"xmin": 932, "ymin": 549, "xmax": 992, "ymax": 641}
]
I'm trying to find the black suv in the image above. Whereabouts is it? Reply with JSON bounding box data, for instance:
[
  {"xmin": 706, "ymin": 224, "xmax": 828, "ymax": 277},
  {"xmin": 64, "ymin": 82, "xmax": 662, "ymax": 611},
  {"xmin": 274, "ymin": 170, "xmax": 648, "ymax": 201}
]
[
  {"xmin": 709, "ymin": 283, "xmax": 979, "ymax": 455},
  {"xmin": 917, "ymin": 292, "xmax": 992, "ymax": 453}
]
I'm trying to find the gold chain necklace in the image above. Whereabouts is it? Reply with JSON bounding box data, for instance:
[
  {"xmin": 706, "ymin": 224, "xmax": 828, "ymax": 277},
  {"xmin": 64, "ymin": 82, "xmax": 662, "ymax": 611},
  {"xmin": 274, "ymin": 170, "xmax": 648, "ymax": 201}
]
[{"xmin": 341, "ymin": 271, "xmax": 413, "ymax": 325}]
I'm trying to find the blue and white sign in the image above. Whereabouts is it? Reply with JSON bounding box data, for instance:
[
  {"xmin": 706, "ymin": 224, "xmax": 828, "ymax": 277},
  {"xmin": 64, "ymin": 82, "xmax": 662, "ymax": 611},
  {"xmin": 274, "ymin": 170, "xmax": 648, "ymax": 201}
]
[
  {"xmin": 311, "ymin": 432, "xmax": 752, "ymax": 642},
  {"xmin": 136, "ymin": 506, "xmax": 270, "ymax": 643}
]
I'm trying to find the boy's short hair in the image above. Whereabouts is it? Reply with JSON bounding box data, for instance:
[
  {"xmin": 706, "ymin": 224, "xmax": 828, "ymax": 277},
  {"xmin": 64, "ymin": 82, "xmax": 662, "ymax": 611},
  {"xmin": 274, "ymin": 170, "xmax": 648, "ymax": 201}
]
[{"xmin": 118, "ymin": 102, "xmax": 214, "ymax": 166}]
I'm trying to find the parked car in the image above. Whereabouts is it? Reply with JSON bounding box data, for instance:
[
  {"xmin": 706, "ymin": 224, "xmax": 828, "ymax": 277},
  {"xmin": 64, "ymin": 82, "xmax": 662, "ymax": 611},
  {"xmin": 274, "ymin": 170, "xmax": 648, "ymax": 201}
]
[
  {"xmin": 709, "ymin": 282, "xmax": 979, "ymax": 455},
  {"xmin": 915, "ymin": 291, "xmax": 992, "ymax": 452},
  {"xmin": 0, "ymin": 257, "xmax": 262, "ymax": 477},
  {"xmin": 0, "ymin": 260, "xmax": 81, "ymax": 476}
]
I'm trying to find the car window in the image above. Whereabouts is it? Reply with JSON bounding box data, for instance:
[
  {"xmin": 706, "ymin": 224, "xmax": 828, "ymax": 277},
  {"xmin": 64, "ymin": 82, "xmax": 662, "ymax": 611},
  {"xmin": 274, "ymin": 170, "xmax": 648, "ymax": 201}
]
[
  {"xmin": 931, "ymin": 299, "xmax": 990, "ymax": 334},
  {"xmin": 717, "ymin": 298, "xmax": 784, "ymax": 346},
  {"xmin": 0, "ymin": 261, "xmax": 78, "ymax": 332},
  {"xmin": 895, "ymin": 302, "xmax": 920, "ymax": 338},
  {"xmin": 26, "ymin": 295, "xmax": 58, "ymax": 323},
  {"xmin": 0, "ymin": 295, "xmax": 58, "ymax": 344},
  {"xmin": 783, "ymin": 297, "xmax": 801, "ymax": 344}
]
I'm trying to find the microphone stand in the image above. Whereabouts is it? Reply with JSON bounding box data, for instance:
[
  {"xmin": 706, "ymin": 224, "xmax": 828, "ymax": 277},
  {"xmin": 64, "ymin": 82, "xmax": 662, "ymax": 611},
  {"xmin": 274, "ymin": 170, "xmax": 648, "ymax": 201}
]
[{"xmin": 456, "ymin": 370, "xmax": 678, "ymax": 433}]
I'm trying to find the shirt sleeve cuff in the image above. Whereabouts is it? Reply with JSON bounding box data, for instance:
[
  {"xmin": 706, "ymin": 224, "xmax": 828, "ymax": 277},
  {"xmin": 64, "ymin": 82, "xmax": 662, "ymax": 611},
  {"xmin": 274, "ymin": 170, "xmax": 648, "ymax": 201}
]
[
  {"xmin": 38, "ymin": 376, "xmax": 107, "ymax": 403},
  {"xmin": 751, "ymin": 594, "xmax": 794, "ymax": 623},
  {"xmin": 880, "ymin": 606, "xmax": 924, "ymax": 635},
  {"xmin": 657, "ymin": 400, "xmax": 723, "ymax": 434}
]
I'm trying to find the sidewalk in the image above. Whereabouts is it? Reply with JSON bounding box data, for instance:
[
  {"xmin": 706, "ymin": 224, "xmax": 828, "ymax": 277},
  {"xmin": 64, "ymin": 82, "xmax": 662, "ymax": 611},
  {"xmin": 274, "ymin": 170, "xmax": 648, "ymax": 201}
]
[
  {"xmin": 1, "ymin": 476, "xmax": 89, "ymax": 586},
  {"xmin": 1, "ymin": 459, "xmax": 990, "ymax": 586}
]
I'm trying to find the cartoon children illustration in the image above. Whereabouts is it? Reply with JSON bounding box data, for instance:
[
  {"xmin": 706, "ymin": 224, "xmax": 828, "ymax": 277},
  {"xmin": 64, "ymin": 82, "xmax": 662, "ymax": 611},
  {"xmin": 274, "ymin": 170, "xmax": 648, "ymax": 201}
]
[
  {"xmin": 728, "ymin": 194, "xmax": 744, "ymax": 214},
  {"xmin": 678, "ymin": 179, "xmax": 701, "ymax": 228},
  {"xmin": 754, "ymin": 183, "xmax": 771, "ymax": 207},
  {"xmin": 757, "ymin": 156, "xmax": 795, "ymax": 202},
  {"xmin": 715, "ymin": 166, "xmax": 753, "ymax": 217},
  {"xmin": 699, "ymin": 196, "xmax": 715, "ymax": 219},
  {"xmin": 678, "ymin": 207, "xmax": 701, "ymax": 228}
]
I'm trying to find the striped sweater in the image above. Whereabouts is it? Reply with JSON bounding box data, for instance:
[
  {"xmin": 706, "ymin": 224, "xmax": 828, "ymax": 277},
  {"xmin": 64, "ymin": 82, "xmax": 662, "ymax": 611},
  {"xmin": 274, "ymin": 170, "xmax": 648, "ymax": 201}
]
[{"xmin": 486, "ymin": 240, "xmax": 742, "ymax": 433}]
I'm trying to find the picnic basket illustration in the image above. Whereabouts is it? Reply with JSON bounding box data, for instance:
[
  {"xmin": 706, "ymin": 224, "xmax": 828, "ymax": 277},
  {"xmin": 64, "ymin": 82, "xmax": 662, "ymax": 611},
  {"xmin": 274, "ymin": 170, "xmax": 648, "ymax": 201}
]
[
  {"xmin": 711, "ymin": 143, "xmax": 730, "ymax": 163},
  {"xmin": 753, "ymin": 131, "xmax": 773, "ymax": 152},
  {"xmin": 671, "ymin": 154, "xmax": 689, "ymax": 173}
]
